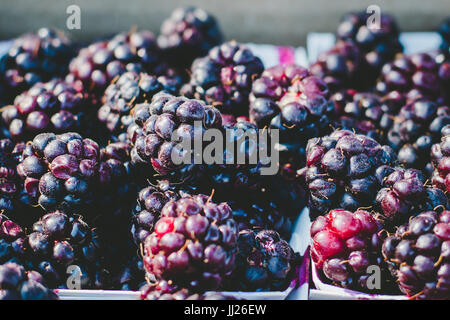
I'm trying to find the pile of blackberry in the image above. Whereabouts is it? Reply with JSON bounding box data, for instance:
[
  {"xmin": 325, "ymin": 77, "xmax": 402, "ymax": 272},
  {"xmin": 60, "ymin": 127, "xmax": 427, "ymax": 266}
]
[
  {"xmin": 382, "ymin": 209, "xmax": 450, "ymax": 299},
  {"xmin": 158, "ymin": 6, "xmax": 223, "ymax": 68},
  {"xmin": 98, "ymin": 71, "xmax": 181, "ymax": 141},
  {"xmin": 311, "ymin": 209, "xmax": 395, "ymax": 293},
  {"xmin": 226, "ymin": 229, "xmax": 300, "ymax": 291},
  {"xmin": 0, "ymin": 28, "xmax": 76, "ymax": 103},
  {"xmin": 310, "ymin": 40, "xmax": 364, "ymax": 92},
  {"xmin": 27, "ymin": 210, "xmax": 109, "ymax": 289},
  {"xmin": 142, "ymin": 194, "xmax": 238, "ymax": 291},
  {"xmin": 66, "ymin": 30, "xmax": 168, "ymax": 105},
  {"xmin": 337, "ymin": 11, "xmax": 402, "ymax": 80},
  {"xmin": 298, "ymin": 129, "xmax": 396, "ymax": 219},
  {"xmin": 2, "ymin": 79, "xmax": 90, "ymax": 142},
  {"xmin": 386, "ymin": 99, "xmax": 450, "ymax": 173},
  {"xmin": 249, "ymin": 64, "xmax": 332, "ymax": 179},
  {"xmin": 0, "ymin": 262, "xmax": 57, "ymax": 300},
  {"xmin": 181, "ymin": 41, "xmax": 264, "ymax": 117}
]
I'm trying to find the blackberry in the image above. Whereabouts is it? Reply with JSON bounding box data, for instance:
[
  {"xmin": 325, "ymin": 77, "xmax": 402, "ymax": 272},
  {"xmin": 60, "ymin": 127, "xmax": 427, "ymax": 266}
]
[
  {"xmin": 0, "ymin": 262, "xmax": 57, "ymax": 300},
  {"xmin": 27, "ymin": 210, "xmax": 108, "ymax": 289},
  {"xmin": 0, "ymin": 28, "xmax": 76, "ymax": 103},
  {"xmin": 299, "ymin": 129, "xmax": 396, "ymax": 219},
  {"xmin": 376, "ymin": 53, "xmax": 446, "ymax": 104},
  {"xmin": 310, "ymin": 40, "xmax": 364, "ymax": 92},
  {"xmin": 382, "ymin": 209, "xmax": 450, "ymax": 299},
  {"xmin": 2, "ymin": 79, "xmax": 90, "ymax": 142},
  {"xmin": 131, "ymin": 180, "xmax": 199, "ymax": 246},
  {"xmin": 141, "ymin": 280, "xmax": 234, "ymax": 300},
  {"xmin": 17, "ymin": 132, "xmax": 128, "ymax": 215},
  {"xmin": 431, "ymin": 125, "xmax": 450, "ymax": 193},
  {"xmin": 66, "ymin": 30, "xmax": 166, "ymax": 105},
  {"xmin": 375, "ymin": 166, "xmax": 448, "ymax": 225},
  {"xmin": 181, "ymin": 41, "xmax": 264, "ymax": 117},
  {"xmin": 0, "ymin": 215, "xmax": 28, "ymax": 266},
  {"xmin": 311, "ymin": 209, "xmax": 393, "ymax": 293},
  {"xmin": 337, "ymin": 11, "xmax": 402, "ymax": 80},
  {"xmin": 158, "ymin": 6, "xmax": 223, "ymax": 68},
  {"xmin": 130, "ymin": 92, "xmax": 222, "ymax": 180},
  {"xmin": 386, "ymin": 99, "xmax": 450, "ymax": 172},
  {"xmin": 226, "ymin": 229, "xmax": 300, "ymax": 291},
  {"xmin": 249, "ymin": 64, "xmax": 332, "ymax": 179},
  {"xmin": 98, "ymin": 71, "xmax": 181, "ymax": 140},
  {"xmin": 142, "ymin": 194, "xmax": 238, "ymax": 291},
  {"xmin": 330, "ymin": 90, "xmax": 398, "ymax": 141}
]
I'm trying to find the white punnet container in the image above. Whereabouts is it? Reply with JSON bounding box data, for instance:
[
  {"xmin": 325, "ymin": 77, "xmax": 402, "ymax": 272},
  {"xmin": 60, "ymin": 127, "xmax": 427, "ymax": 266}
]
[{"xmin": 55, "ymin": 208, "xmax": 311, "ymax": 300}]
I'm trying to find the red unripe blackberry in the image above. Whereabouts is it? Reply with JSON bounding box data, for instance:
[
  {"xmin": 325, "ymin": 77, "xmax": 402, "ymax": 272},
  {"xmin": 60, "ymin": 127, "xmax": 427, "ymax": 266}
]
[
  {"xmin": 382, "ymin": 209, "xmax": 450, "ymax": 299},
  {"xmin": 143, "ymin": 194, "xmax": 238, "ymax": 291},
  {"xmin": 181, "ymin": 41, "xmax": 264, "ymax": 117},
  {"xmin": 311, "ymin": 209, "xmax": 389, "ymax": 292}
]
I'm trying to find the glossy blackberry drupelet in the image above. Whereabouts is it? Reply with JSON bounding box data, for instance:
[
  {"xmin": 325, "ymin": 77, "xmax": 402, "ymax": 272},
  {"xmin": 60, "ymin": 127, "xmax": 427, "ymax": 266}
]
[
  {"xmin": 375, "ymin": 166, "xmax": 448, "ymax": 226},
  {"xmin": 2, "ymin": 79, "xmax": 90, "ymax": 142},
  {"xmin": 249, "ymin": 64, "xmax": 332, "ymax": 179},
  {"xmin": 98, "ymin": 71, "xmax": 181, "ymax": 140},
  {"xmin": 309, "ymin": 41, "xmax": 364, "ymax": 92},
  {"xmin": 181, "ymin": 41, "xmax": 264, "ymax": 117},
  {"xmin": 382, "ymin": 209, "xmax": 450, "ymax": 299},
  {"xmin": 17, "ymin": 132, "xmax": 130, "ymax": 215},
  {"xmin": 66, "ymin": 30, "xmax": 167, "ymax": 105},
  {"xmin": 299, "ymin": 129, "xmax": 396, "ymax": 219},
  {"xmin": 158, "ymin": 6, "xmax": 223, "ymax": 68},
  {"xmin": 0, "ymin": 28, "xmax": 76, "ymax": 103},
  {"xmin": 386, "ymin": 100, "xmax": 450, "ymax": 173},
  {"xmin": 142, "ymin": 194, "xmax": 238, "ymax": 291},
  {"xmin": 311, "ymin": 209, "xmax": 393, "ymax": 293},
  {"xmin": 431, "ymin": 125, "xmax": 450, "ymax": 194},
  {"xmin": 130, "ymin": 92, "xmax": 222, "ymax": 180},
  {"xmin": 337, "ymin": 11, "xmax": 402, "ymax": 79},
  {"xmin": 376, "ymin": 53, "xmax": 447, "ymax": 104},
  {"xmin": 0, "ymin": 262, "xmax": 58, "ymax": 300},
  {"xmin": 226, "ymin": 229, "xmax": 300, "ymax": 291},
  {"xmin": 27, "ymin": 211, "xmax": 109, "ymax": 289},
  {"xmin": 131, "ymin": 179, "xmax": 199, "ymax": 246},
  {"xmin": 140, "ymin": 280, "xmax": 235, "ymax": 300}
]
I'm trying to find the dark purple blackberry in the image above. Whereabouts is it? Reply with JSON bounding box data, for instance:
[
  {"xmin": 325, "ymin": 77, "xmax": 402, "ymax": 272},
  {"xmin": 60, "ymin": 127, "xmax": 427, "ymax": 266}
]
[
  {"xmin": 310, "ymin": 209, "xmax": 395, "ymax": 293},
  {"xmin": 143, "ymin": 194, "xmax": 238, "ymax": 291},
  {"xmin": 375, "ymin": 166, "xmax": 448, "ymax": 225},
  {"xmin": 431, "ymin": 125, "xmax": 450, "ymax": 194},
  {"xmin": 337, "ymin": 11, "xmax": 402, "ymax": 78},
  {"xmin": 2, "ymin": 79, "xmax": 90, "ymax": 142},
  {"xmin": 376, "ymin": 53, "xmax": 446, "ymax": 104},
  {"xmin": 0, "ymin": 215, "xmax": 28, "ymax": 266},
  {"xmin": 131, "ymin": 180, "xmax": 199, "ymax": 245},
  {"xmin": 181, "ymin": 41, "xmax": 264, "ymax": 117},
  {"xmin": 225, "ymin": 229, "xmax": 300, "ymax": 291},
  {"xmin": 130, "ymin": 92, "xmax": 222, "ymax": 180},
  {"xmin": 249, "ymin": 64, "xmax": 332, "ymax": 179},
  {"xmin": 158, "ymin": 6, "xmax": 223, "ymax": 68},
  {"xmin": 98, "ymin": 71, "xmax": 181, "ymax": 140},
  {"xmin": 66, "ymin": 30, "xmax": 167, "ymax": 105},
  {"xmin": 382, "ymin": 209, "xmax": 450, "ymax": 299},
  {"xmin": 0, "ymin": 28, "xmax": 76, "ymax": 103},
  {"xmin": 386, "ymin": 99, "xmax": 450, "ymax": 173},
  {"xmin": 299, "ymin": 129, "xmax": 396, "ymax": 219},
  {"xmin": 17, "ymin": 132, "xmax": 127, "ymax": 215},
  {"xmin": 0, "ymin": 262, "xmax": 57, "ymax": 300},
  {"xmin": 140, "ymin": 280, "xmax": 235, "ymax": 300},
  {"xmin": 310, "ymin": 40, "xmax": 364, "ymax": 92},
  {"xmin": 26, "ymin": 210, "xmax": 108, "ymax": 289}
]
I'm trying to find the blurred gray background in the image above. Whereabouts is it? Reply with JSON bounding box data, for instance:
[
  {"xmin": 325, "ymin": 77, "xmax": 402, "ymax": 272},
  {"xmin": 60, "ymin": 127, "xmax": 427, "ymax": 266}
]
[{"xmin": 0, "ymin": 0, "xmax": 448, "ymax": 45}]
